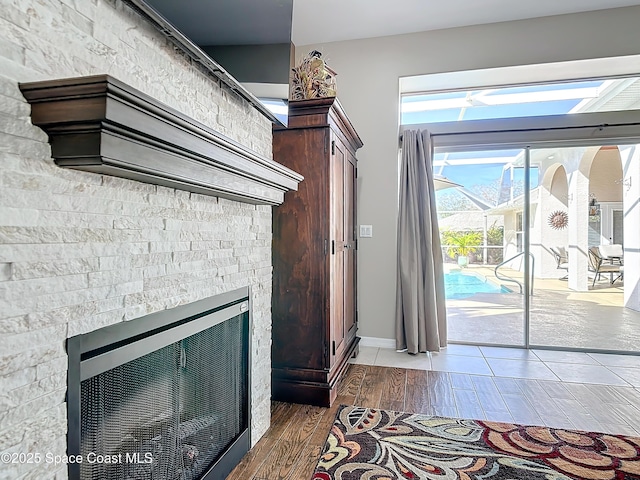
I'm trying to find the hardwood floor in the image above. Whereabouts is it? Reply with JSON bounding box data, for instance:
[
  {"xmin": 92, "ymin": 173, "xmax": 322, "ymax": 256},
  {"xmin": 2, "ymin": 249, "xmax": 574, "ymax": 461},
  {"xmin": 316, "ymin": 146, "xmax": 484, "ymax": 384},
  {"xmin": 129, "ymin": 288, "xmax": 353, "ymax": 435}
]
[{"xmin": 226, "ymin": 364, "xmax": 640, "ymax": 480}]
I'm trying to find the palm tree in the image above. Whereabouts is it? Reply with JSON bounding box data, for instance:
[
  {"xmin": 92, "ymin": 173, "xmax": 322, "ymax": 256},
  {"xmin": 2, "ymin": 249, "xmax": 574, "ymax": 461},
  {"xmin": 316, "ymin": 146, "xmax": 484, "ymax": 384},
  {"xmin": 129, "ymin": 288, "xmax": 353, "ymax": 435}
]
[{"xmin": 441, "ymin": 230, "xmax": 483, "ymax": 266}]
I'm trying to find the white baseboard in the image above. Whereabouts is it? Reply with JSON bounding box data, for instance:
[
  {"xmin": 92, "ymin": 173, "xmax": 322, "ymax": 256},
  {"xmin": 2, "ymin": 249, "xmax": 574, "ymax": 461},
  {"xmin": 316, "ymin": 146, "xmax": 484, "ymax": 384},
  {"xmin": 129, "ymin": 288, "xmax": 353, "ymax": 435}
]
[{"xmin": 359, "ymin": 336, "xmax": 396, "ymax": 349}]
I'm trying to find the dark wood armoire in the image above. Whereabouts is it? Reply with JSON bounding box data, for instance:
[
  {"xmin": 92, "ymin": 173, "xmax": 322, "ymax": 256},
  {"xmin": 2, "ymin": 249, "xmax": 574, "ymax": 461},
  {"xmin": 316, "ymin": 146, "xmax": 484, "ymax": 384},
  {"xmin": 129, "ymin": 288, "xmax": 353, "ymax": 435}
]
[{"xmin": 271, "ymin": 97, "xmax": 363, "ymax": 407}]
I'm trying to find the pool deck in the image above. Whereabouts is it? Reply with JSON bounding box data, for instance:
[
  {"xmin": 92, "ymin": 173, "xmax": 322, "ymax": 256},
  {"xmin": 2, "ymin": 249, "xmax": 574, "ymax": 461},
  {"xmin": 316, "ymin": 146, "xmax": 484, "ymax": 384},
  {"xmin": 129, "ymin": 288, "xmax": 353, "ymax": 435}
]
[{"xmin": 444, "ymin": 264, "xmax": 639, "ymax": 352}]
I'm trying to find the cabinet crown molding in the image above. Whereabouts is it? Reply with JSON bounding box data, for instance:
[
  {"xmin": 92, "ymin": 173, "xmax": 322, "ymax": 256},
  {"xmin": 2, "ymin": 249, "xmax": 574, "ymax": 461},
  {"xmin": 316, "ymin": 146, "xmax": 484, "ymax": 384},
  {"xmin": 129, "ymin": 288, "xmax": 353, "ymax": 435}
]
[{"xmin": 285, "ymin": 97, "xmax": 363, "ymax": 152}]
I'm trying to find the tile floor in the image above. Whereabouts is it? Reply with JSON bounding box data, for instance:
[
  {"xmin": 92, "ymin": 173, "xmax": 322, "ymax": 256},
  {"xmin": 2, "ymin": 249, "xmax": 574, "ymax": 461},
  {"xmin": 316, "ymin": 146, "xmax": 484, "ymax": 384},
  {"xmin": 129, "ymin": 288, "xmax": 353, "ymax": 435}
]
[{"xmin": 352, "ymin": 344, "xmax": 640, "ymax": 387}]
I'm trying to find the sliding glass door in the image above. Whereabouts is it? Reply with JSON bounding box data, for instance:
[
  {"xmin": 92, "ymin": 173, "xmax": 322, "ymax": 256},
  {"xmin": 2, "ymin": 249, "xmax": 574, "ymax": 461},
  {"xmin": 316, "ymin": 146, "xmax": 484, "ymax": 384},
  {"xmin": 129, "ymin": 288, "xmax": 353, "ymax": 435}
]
[
  {"xmin": 528, "ymin": 145, "xmax": 637, "ymax": 352},
  {"xmin": 403, "ymin": 72, "xmax": 640, "ymax": 353},
  {"xmin": 434, "ymin": 143, "xmax": 639, "ymax": 354},
  {"xmin": 434, "ymin": 149, "xmax": 526, "ymax": 346}
]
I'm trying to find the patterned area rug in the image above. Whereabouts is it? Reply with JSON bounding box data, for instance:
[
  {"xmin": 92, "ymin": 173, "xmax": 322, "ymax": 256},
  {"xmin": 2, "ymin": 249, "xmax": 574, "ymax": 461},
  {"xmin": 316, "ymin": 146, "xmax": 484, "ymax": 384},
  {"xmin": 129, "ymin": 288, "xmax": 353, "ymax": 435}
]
[{"xmin": 311, "ymin": 405, "xmax": 640, "ymax": 479}]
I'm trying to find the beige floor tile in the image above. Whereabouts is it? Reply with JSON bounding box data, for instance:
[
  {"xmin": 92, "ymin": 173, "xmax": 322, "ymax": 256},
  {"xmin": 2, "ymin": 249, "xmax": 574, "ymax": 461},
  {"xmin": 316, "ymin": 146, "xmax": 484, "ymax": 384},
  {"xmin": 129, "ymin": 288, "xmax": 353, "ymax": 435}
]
[{"xmin": 545, "ymin": 362, "xmax": 629, "ymax": 385}]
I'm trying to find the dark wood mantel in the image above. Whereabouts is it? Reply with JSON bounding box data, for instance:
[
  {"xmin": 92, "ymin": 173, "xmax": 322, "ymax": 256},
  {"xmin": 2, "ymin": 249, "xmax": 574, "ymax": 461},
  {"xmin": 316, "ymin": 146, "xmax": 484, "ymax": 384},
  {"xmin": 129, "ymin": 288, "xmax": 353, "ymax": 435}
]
[{"xmin": 19, "ymin": 75, "xmax": 302, "ymax": 205}]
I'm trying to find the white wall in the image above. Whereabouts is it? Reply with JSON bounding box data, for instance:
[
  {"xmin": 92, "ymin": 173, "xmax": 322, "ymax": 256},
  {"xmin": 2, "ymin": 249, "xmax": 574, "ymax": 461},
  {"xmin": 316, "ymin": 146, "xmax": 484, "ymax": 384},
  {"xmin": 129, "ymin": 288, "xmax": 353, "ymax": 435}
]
[{"xmin": 298, "ymin": 6, "xmax": 640, "ymax": 340}]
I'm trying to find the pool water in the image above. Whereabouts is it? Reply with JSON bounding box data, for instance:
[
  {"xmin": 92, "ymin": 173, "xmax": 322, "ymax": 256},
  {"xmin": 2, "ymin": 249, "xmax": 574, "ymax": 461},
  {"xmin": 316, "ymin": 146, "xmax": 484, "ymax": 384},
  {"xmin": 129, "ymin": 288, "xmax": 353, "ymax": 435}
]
[{"xmin": 444, "ymin": 271, "xmax": 510, "ymax": 299}]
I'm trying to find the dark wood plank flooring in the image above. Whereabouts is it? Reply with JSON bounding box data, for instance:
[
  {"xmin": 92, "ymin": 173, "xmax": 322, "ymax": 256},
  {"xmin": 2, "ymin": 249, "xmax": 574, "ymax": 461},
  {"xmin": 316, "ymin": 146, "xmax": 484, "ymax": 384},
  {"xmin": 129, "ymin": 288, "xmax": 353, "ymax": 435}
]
[{"xmin": 226, "ymin": 364, "xmax": 640, "ymax": 480}]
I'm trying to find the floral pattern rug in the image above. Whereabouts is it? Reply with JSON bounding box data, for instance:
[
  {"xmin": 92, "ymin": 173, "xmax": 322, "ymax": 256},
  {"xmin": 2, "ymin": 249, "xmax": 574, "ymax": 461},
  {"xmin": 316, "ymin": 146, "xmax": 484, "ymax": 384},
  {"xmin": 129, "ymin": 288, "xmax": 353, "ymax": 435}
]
[{"xmin": 311, "ymin": 405, "xmax": 640, "ymax": 480}]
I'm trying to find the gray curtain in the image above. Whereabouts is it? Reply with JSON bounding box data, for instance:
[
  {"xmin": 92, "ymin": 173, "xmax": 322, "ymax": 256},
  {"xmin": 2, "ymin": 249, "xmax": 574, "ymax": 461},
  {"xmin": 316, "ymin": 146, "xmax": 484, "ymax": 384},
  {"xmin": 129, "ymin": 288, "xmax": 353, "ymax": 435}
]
[{"xmin": 395, "ymin": 129, "xmax": 447, "ymax": 354}]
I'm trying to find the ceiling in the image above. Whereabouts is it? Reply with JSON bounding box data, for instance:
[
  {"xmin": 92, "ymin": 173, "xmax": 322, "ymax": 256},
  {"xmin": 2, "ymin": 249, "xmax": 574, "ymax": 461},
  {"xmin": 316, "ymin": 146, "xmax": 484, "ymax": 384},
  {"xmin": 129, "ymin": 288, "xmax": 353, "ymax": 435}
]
[
  {"xmin": 291, "ymin": 0, "xmax": 640, "ymax": 45},
  {"xmin": 143, "ymin": 0, "xmax": 640, "ymax": 47}
]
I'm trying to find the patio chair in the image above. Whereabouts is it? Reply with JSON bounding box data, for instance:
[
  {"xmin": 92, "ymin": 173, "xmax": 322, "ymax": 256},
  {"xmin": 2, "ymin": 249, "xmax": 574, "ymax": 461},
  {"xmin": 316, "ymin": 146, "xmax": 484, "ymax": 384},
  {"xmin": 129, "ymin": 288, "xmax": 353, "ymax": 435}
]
[
  {"xmin": 550, "ymin": 246, "xmax": 568, "ymax": 280},
  {"xmin": 588, "ymin": 246, "xmax": 623, "ymax": 287},
  {"xmin": 598, "ymin": 244, "xmax": 623, "ymax": 265}
]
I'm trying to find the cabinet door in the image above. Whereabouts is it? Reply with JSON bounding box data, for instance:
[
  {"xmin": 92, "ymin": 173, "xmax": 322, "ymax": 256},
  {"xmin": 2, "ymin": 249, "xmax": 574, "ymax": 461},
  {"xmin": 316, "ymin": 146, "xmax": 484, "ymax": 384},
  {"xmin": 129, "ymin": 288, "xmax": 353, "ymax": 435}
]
[
  {"xmin": 329, "ymin": 133, "xmax": 345, "ymax": 368},
  {"xmin": 329, "ymin": 134, "xmax": 358, "ymax": 367},
  {"xmin": 343, "ymin": 151, "xmax": 357, "ymax": 342}
]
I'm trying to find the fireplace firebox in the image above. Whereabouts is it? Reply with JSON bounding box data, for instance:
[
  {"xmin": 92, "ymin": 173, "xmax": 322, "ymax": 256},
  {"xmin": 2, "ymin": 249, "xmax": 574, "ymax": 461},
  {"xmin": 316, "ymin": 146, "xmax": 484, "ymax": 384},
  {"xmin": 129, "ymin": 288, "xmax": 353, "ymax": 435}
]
[{"xmin": 66, "ymin": 287, "xmax": 251, "ymax": 480}]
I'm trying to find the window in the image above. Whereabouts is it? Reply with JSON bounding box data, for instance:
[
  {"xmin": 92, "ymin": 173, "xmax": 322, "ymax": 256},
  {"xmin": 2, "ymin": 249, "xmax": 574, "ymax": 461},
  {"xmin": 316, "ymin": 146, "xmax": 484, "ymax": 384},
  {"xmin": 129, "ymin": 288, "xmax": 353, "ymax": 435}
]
[
  {"xmin": 401, "ymin": 77, "xmax": 640, "ymax": 125},
  {"xmin": 516, "ymin": 212, "xmax": 524, "ymax": 253}
]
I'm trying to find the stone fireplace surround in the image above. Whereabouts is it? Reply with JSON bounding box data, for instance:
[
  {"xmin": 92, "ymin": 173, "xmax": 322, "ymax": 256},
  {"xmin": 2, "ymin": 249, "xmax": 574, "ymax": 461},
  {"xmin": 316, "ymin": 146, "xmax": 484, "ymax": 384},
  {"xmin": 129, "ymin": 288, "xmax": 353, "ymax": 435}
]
[{"xmin": 0, "ymin": 1, "xmax": 302, "ymax": 478}]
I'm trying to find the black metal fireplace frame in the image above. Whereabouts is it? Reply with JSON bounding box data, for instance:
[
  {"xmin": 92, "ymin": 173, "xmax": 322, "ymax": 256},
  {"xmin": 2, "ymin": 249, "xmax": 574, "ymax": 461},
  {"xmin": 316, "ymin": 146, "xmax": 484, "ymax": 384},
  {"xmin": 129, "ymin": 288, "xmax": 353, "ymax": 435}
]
[{"xmin": 66, "ymin": 286, "xmax": 252, "ymax": 480}]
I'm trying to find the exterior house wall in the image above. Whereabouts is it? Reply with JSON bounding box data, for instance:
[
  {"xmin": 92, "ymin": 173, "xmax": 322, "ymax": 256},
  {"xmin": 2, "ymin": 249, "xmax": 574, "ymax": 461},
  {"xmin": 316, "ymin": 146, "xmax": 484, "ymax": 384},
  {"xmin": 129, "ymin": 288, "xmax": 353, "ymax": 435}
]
[
  {"xmin": 505, "ymin": 147, "xmax": 626, "ymax": 283},
  {"xmin": 0, "ymin": 1, "xmax": 274, "ymax": 478},
  {"xmin": 503, "ymin": 212, "xmax": 518, "ymax": 264},
  {"xmin": 537, "ymin": 189, "xmax": 570, "ymax": 279},
  {"xmin": 590, "ymin": 151, "xmax": 624, "ymax": 203},
  {"xmin": 538, "ymin": 165, "xmax": 570, "ymax": 278}
]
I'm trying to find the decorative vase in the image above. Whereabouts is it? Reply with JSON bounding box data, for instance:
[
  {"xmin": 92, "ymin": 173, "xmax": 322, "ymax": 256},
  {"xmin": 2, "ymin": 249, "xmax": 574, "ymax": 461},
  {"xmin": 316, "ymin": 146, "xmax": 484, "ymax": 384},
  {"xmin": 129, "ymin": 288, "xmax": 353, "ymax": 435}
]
[{"xmin": 457, "ymin": 256, "xmax": 469, "ymax": 267}]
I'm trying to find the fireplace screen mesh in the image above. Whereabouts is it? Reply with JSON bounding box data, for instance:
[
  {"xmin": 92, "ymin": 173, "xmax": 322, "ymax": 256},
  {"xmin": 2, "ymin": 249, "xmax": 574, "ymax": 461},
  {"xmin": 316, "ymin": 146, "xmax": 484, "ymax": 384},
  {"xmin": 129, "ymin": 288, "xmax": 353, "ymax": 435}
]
[{"xmin": 79, "ymin": 313, "xmax": 247, "ymax": 480}]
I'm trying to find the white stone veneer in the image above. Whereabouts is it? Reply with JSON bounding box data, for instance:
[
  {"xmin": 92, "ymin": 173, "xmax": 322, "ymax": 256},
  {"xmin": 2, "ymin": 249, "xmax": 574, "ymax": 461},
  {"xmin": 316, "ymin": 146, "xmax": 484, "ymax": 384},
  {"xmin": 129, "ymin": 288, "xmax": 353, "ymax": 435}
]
[{"xmin": 0, "ymin": 1, "xmax": 274, "ymax": 478}]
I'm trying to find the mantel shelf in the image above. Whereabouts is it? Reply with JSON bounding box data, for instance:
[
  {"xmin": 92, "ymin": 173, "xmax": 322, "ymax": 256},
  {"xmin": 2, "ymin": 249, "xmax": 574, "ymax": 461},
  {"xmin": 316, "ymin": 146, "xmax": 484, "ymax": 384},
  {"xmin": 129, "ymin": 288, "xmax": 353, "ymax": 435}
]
[{"xmin": 19, "ymin": 75, "xmax": 302, "ymax": 205}]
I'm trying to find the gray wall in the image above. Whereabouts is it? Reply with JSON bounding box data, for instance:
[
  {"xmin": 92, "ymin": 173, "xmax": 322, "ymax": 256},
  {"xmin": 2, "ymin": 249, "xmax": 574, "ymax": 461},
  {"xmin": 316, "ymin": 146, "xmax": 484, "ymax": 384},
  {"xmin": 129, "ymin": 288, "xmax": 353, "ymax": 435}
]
[
  {"xmin": 203, "ymin": 43, "xmax": 293, "ymax": 85},
  {"xmin": 297, "ymin": 6, "xmax": 640, "ymax": 341}
]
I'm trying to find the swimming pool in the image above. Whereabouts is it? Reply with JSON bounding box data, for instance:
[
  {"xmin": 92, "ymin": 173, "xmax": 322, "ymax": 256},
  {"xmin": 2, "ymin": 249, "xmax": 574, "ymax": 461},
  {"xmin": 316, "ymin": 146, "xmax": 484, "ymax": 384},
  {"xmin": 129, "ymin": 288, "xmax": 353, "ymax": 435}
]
[{"xmin": 444, "ymin": 270, "xmax": 510, "ymax": 299}]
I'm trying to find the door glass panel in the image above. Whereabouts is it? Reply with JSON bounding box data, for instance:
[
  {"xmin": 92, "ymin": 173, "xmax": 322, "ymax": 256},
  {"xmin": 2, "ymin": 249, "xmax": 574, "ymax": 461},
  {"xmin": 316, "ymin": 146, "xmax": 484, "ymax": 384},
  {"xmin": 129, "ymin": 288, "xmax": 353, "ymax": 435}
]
[
  {"xmin": 588, "ymin": 215, "xmax": 601, "ymax": 247},
  {"xmin": 435, "ymin": 149, "xmax": 525, "ymax": 346},
  {"xmin": 613, "ymin": 210, "xmax": 624, "ymax": 245},
  {"xmin": 529, "ymin": 145, "xmax": 636, "ymax": 351}
]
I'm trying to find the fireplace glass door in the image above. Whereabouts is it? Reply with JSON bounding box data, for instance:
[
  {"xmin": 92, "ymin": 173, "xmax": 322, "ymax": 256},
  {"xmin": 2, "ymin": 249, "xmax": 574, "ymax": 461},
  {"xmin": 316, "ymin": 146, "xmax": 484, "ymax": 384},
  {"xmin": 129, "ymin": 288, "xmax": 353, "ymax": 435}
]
[{"xmin": 67, "ymin": 291, "xmax": 250, "ymax": 480}]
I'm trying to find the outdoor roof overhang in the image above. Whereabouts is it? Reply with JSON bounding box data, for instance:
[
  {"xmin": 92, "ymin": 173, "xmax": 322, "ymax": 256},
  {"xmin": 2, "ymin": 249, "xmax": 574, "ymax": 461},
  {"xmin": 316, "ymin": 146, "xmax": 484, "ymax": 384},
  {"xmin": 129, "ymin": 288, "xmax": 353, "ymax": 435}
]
[{"xmin": 487, "ymin": 188, "xmax": 540, "ymax": 214}]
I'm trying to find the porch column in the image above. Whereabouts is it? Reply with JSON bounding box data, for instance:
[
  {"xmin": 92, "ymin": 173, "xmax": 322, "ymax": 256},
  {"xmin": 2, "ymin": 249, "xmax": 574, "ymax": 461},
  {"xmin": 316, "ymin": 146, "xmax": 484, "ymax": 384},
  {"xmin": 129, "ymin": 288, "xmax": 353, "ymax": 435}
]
[
  {"xmin": 568, "ymin": 170, "xmax": 589, "ymax": 291},
  {"xmin": 620, "ymin": 145, "xmax": 640, "ymax": 311}
]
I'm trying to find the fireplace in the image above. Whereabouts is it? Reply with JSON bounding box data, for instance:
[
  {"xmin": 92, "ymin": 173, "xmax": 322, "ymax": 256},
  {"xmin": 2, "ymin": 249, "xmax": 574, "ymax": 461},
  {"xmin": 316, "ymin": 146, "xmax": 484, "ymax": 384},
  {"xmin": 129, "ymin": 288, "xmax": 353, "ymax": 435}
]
[
  {"xmin": 66, "ymin": 287, "xmax": 251, "ymax": 480},
  {"xmin": 8, "ymin": 71, "xmax": 302, "ymax": 480},
  {"xmin": 3, "ymin": 3, "xmax": 302, "ymax": 476}
]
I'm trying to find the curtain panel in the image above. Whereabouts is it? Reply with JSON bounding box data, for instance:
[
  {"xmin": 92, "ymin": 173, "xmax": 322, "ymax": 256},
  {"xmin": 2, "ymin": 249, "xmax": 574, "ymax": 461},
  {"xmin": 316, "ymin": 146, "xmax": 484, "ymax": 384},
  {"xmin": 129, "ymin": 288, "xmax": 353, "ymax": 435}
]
[{"xmin": 395, "ymin": 129, "xmax": 447, "ymax": 353}]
